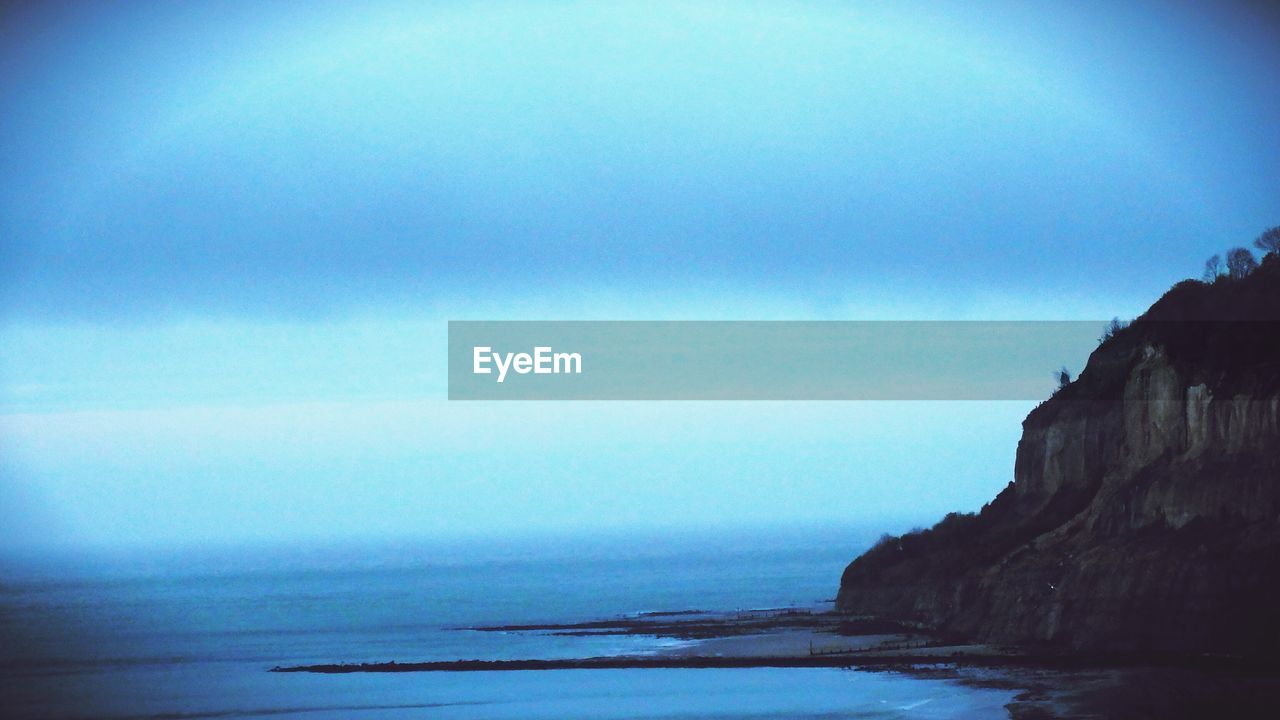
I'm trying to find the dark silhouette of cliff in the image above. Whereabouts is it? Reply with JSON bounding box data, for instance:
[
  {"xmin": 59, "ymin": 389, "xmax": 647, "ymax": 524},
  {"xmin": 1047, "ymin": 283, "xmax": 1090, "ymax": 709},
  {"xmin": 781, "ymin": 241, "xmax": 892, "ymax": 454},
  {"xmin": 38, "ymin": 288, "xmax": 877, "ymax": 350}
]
[{"xmin": 837, "ymin": 254, "xmax": 1280, "ymax": 656}]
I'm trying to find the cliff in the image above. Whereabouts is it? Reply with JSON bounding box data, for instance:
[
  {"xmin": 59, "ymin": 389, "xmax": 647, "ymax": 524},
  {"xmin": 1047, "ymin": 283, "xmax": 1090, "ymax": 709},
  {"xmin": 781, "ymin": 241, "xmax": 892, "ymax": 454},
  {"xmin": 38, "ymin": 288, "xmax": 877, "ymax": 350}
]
[{"xmin": 836, "ymin": 254, "xmax": 1280, "ymax": 656}]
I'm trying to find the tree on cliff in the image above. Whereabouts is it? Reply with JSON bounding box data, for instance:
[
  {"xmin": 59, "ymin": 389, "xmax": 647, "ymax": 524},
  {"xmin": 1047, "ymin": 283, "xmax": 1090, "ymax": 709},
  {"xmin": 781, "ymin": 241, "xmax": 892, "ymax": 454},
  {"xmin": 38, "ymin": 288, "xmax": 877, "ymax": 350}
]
[
  {"xmin": 1098, "ymin": 317, "xmax": 1129, "ymax": 345},
  {"xmin": 1202, "ymin": 254, "xmax": 1222, "ymax": 282},
  {"xmin": 1256, "ymin": 226, "xmax": 1280, "ymax": 257},
  {"xmin": 1226, "ymin": 246, "xmax": 1258, "ymax": 280},
  {"xmin": 1055, "ymin": 366, "xmax": 1071, "ymax": 390}
]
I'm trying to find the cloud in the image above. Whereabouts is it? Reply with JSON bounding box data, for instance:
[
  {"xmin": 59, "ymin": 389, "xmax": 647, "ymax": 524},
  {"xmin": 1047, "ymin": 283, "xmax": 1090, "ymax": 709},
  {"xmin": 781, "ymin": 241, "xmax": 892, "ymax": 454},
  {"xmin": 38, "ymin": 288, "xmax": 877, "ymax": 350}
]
[{"xmin": 3, "ymin": 1, "xmax": 1275, "ymax": 320}]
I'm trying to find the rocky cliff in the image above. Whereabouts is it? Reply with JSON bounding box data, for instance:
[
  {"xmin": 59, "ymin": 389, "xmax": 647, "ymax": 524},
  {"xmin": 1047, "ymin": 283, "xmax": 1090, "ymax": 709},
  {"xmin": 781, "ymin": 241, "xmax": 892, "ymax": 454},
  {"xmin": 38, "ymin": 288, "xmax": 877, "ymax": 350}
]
[{"xmin": 836, "ymin": 254, "xmax": 1280, "ymax": 656}]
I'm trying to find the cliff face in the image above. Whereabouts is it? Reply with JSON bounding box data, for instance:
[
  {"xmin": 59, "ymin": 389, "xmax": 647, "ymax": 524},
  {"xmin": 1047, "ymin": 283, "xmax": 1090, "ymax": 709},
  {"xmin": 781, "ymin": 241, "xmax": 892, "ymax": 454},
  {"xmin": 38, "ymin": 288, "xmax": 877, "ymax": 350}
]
[{"xmin": 836, "ymin": 255, "xmax": 1280, "ymax": 655}]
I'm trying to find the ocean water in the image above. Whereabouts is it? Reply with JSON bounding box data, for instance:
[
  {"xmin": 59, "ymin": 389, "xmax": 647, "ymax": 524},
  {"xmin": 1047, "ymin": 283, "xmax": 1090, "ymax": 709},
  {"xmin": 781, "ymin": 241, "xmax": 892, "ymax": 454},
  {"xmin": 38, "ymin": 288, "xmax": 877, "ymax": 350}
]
[{"xmin": 0, "ymin": 528, "xmax": 1016, "ymax": 719}]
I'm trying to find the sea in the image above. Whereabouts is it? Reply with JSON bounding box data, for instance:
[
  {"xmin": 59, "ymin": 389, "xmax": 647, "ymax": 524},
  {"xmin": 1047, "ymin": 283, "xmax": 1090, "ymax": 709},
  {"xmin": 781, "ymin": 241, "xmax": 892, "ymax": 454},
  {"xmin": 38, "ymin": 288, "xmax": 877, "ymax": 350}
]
[{"xmin": 0, "ymin": 526, "xmax": 1017, "ymax": 719}]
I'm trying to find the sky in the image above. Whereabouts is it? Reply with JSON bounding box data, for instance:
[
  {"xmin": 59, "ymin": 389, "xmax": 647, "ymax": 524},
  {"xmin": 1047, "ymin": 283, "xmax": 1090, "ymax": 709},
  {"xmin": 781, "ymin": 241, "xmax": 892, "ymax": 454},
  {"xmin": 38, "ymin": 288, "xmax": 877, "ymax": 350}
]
[{"xmin": 2, "ymin": 0, "xmax": 1278, "ymax": 552}]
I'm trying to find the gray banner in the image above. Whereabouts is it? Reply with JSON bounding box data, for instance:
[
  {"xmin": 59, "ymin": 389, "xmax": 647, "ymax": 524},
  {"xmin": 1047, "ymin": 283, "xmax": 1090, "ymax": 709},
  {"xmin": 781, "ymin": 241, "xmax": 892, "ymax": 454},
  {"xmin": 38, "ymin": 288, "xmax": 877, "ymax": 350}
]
[{"xmin": 448, "ymin": 321, "xmax": 1106, "ymax": 400}]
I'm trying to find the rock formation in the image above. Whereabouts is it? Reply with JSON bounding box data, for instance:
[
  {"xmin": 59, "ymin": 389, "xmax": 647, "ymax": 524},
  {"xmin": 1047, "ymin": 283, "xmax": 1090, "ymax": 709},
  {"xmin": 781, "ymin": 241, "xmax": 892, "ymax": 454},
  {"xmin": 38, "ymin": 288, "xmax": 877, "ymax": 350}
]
[{"xmin": 837, "ymin": 254, "xmax": 1280, "ymax": 655}]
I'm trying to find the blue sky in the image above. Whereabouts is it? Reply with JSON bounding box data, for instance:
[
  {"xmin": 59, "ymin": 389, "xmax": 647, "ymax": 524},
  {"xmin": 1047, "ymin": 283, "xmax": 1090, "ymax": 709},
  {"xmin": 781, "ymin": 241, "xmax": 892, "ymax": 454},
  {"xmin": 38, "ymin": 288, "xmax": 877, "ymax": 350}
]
[{"xmin": 2, "ymin": 1, "xmax": 1278, "ymax": 550}]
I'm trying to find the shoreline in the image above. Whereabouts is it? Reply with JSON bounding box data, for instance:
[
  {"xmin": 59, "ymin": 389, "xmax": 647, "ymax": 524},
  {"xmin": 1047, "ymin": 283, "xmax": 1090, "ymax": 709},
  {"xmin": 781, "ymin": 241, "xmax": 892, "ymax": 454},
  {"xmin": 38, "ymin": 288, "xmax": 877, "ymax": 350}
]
[
  {"xmin": 271, "ymin": 652, "xmax": 1280, "ymax": 674},
  {"xmin": 273, "ymin": 607, "xmax": 1280, "ymax": 676},
  {"xmin": 462, "ymin": 608, "xmax": 911, "ymax": 640},
  {"xmin": 269, "ymin": 606, "xmax": 1280, "ymax": 717}
]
